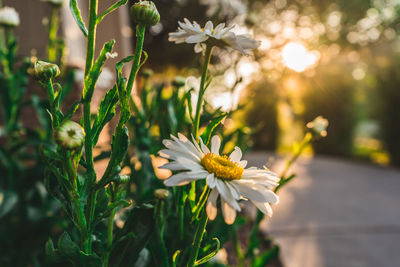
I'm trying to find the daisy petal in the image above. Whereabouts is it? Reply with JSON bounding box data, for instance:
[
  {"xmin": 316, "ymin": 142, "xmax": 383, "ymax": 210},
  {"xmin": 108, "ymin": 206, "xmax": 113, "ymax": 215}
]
[
  {"xmin": 252, "ymin": 201, "xmax": 273, "ymax": 217},
  {"xmin": 186, "ymin": 34, "xmax": 209, "ymax": 44},
  {"xmin": 164, "ymin": 170, "xmax": 208, "ymax": 186},
  {"xmin": 215, "ymin": 180, "xmax": 241, "ymax": 211},
  {"xmin": 206, "ymin": 189, "xmax": 219, "ymax": 220},
  {"xmin": 239, "ymin": 160, "xmax": 247, "ymax": 168},
  {"xmin": 229, "ymin": 146, "xmax": 242, "ymax": 162},
  {"xmin": 211, "ymin": 135, "xmax": 221, "ymax": 154},
  {"xmin": 221, "ymin": 198, "xmax": 237, "ymax": 225},
  {"xmin": 200, "ymin": 137, "xmax": 210, "ymax": 154},
  {"xmin": 206, "ymin": 173, "xmax": 217, "ymax": 189}
]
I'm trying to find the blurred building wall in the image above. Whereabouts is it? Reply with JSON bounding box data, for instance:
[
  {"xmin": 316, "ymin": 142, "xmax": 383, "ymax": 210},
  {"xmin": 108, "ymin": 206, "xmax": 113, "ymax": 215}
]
[{"xmin": 4, "ymin": 0, "xmax": 132, "ymax": 65}]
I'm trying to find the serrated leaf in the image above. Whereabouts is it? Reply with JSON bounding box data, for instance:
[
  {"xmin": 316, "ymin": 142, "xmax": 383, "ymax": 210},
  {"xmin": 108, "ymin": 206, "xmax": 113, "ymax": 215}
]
[
  {"xmin": 195, "ymin": 238, "xmax": 220, "ymax": 265},
  {"xmin": 83, "ymin": 40, "xmax": 115, "ymax": 101},
  {"xmin": 200, "ymin": 113, "xmax": 227, "ymax": 145},
  {"xmin": 57, "ymin": 232, "xmax": 80, "ymax": 258},
  {"xmin": 70, "ymin": 0, "xmax": 88, "ymax": 37},
  {"xmin": 92, "ymin": 86, "xmax": 118, "ymax": 146},
  {"xmin": 62, "ymin": 100, "xmax": 81, "ymax": 123},
  {"xmin": 97, "ymin": 0, "xmax": 128, "ymax": 24},
  {"xmin": 112, "ymin": 126, "xmax": 129, "ymax": 165},
  {"xmin": 110, "ymin": 204, "xmax": 155, "ymax": 265}
]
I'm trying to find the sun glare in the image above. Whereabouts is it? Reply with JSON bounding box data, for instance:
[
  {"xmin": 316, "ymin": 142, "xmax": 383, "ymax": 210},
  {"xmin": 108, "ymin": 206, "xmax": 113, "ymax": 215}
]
[{"xmin": 282, "ymin": 42, "xmax": 319, "ymax": 72}]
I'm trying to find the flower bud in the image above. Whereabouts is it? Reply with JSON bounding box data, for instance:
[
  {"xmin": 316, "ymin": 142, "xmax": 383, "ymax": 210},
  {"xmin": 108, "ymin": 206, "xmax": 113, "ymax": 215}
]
[
  {"xmin": 307, "ymin": 116, "xmax": 328, "ymax": 137},
  {"xmin": 32, "ymin": 60, "xmax": 60, "ymax": 81},
  {"xmin": 43, "ymin": 0, "xmax": 65, "ymax": 6},
  {"xmin": 141, "ymin": 68, "xmax": 154, "ymax": 78},
  {"xmin": 172, "ymin": 76, "xmax": 186, "ymax": 88},
  {"xmin": 154, "ymin": 189, "xmax": 169, "ymax": 200},
  {"xmin": 0, "ymin": 7, "xmax": 20, "ymax": 27},
  {"xmin": 117, "ymin": 174, "xmax": 131, "ymax": 184},
  {"xmin": 131, "ymin": 1, "xmax": 160, "ymax": 26},
  {"xmin": 54, "ymin": 121, "xmax": 85, "ymax": 150}
]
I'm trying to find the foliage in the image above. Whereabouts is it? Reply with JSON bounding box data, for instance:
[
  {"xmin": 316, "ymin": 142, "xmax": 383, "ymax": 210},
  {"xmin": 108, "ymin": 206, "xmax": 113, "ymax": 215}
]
[{"xmin": 0, "ymin": 1, "xmax": 329, "ymax": 267}]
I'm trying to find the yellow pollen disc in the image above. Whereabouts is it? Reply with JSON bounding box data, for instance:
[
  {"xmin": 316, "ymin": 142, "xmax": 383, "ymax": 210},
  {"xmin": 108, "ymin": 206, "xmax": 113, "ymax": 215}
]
[{"xmin": 200, "ymin": 153, "xmax": 243, "ymax": 181}]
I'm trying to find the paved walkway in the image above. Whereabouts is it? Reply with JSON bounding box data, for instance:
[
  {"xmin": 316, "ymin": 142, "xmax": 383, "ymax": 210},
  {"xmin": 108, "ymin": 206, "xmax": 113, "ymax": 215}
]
[{"xmin": 245, "ymin": 152, "xmax": 400, "ymax": 267}]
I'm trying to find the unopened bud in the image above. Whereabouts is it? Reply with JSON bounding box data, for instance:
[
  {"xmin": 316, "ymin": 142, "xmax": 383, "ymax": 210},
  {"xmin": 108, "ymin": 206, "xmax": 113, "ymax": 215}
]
[
  {"xmin": 118, "ymin": 174, "xmax": 130, "ymax": 184},
  {"xmin": 42, "ymin": 0, "xmax": 65, "ymax": 6},
  {"xmin": 54, "ymin": 121, "xmax": 85, "ymax": 150},
  {"xmin": 154, "ymin": 189, "xmax": 169, "ymax": 200},
  {"xmin": 141, "ymin": 68, "xmax": 154, "ymax": 78},
  {"xmin": 172, "ymin": 76, "xmax": 186, "ymax": 88},
  {"xmin": 131, "ymin": 1, "xmax": 160, "ymax": 26},
  {"xmin": 32, "ymin": 60, "xmax": 60, "ymax": 81},
  {"xmin": 0, "ymin": 7, "xmax": 20, "ymax": 27}
]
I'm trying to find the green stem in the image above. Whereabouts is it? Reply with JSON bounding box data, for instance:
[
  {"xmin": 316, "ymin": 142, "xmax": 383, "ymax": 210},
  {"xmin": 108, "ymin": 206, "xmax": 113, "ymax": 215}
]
[
  {"xmin": 187, "ymin": 209, "xmax": 209, "ymax": 267},
  {"xmin": 104, "ymin": 207, "xmax": 117, "ymax": 267},
  {"xmin": 177, "ymin": 187, "xmax": 185, "ymax": 240},
  {"xmin": 192, "ymin": 185, "xmax": 209, "ymax": 221},
  {"xmin": 126, "ymin": 24, "xmax": 146, "ymax": 96},
  {"xmin": 279, "ymin": 133, "xmax": 312, "ymax": 181},
  {"xmin": 233, "ymin": 228, "xmax": 244, "ymax": 267},
  {"xmin": 48, "ymin": 6, "xmax": 59, "ymax": 63},
  {"xmin": 82, "ymin": 0, "xmax": 98, "ymax": 253},
  {"xmin": 193, "ymin": 45, "xmax": 213, "ymax": 140}
]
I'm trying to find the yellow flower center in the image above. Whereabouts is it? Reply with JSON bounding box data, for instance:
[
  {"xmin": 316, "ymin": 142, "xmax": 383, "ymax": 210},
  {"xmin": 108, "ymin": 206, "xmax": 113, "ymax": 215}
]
[{"xmin": 200, "ymin": 153, "xmax": 243, "ymax": 181}]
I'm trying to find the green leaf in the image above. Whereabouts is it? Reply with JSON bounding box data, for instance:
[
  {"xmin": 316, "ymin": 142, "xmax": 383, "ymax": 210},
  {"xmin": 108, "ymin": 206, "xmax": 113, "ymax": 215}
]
[
  {"xmin": 45, "ymin": 238, "xmax": 63, "ymax": 264},
  {"xmin": 57, "ymin": 232, "xmax": 80, "ymax": 258},
  {"xmin": 252, "ymin": 245, "xmax": 280, "ymax": 267},
  {"xmin": 83, "ymin": 40, "xmax": 115, "ymax": 101},
  {"xmin": 92, "ymin": 86, "xmax": 118, "ymax": 146},
  {"xmin": 62, "ymin": 100, "xmax": 81, "ymax": 123},
  {"xmin": 195, "ymin": 238, "xmax": 220, "ymax": 265},
  {"xmin": 69, "ymin": 0, "xmax": 88, "ymax": 37},
  {"xmin": 0, "ymin": 190, "xmax": 18, "ymax": 218},
  {"xmin": 172, "ymin": 250, "xmax": 181, "ymax": 267},
  {"xmin": 78, "ymin": 251, "xmax": 103, "ymax": 266},
  {"xmin": 113, "ymin": 126, "xmax": 130, "ymax": 165},
  {"xmin": 200, "ymin": 113, "xmax": 227, "ymax": 145},
  {"xmin": 110, "ymin": 204, "xmax": 155, "ymax": 266},
  {"xmin": 94, "ymin": 187, "xmax": 109, "ymax": 216},
  {"xmin": 97, "ymin": 0, "xmax": 128, "ymax": 24}
]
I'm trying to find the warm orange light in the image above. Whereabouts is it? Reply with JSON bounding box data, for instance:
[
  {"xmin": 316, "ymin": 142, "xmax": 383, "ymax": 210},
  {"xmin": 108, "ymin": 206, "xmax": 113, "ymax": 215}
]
[{"xmin": 282, "ymin": 42, "xmax": 319, "ymax": 72}]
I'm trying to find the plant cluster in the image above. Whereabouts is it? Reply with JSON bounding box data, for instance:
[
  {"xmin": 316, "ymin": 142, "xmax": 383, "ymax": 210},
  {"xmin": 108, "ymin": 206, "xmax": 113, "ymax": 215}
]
[{"xmin": 0, "ymin": 0, "xmax": 328, "ymax": 266}]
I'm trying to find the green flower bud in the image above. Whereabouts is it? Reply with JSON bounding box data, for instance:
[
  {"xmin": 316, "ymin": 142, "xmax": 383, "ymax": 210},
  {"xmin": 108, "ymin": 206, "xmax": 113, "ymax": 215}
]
[
  {"xmin": 141, "ymin": 68, "xmax": 154, "ymax": 78},
  {"xmin": 54, "ymin": 121, "xmax": 85, "ymax": 150},
  {"xmin": 117, "ymin": 174, "xmax": 131, "ymax": 184},
  {"xmin": 154, "ymin": 189, "xmax": 169, "ymax": 200},
  {"xmin": 32, "ymin": 60, "xmax": 60, "ymax": 81},
  {"xmin": 42, "ymin": 0, "xmax": 65, "ymax": 6},
  {"xmin": 172, "ymin": 76, "xmax": 186, "ymax": 88},
  {"xmin": 131, "ymin": 1, "xmax": 160, "ymax": 26}
]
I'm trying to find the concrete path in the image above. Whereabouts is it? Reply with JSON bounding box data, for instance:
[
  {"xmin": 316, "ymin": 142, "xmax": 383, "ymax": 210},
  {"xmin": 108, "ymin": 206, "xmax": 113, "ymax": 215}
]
[{"xmin": 245, "ymin": 152, "xmax": 400, "ymax": 267}]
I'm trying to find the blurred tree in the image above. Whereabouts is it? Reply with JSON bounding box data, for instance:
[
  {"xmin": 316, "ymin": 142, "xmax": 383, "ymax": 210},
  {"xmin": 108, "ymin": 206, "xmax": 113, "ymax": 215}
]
[{"xmin": 245, "ymin": 78, "xmax": 279, "ymax": 150}]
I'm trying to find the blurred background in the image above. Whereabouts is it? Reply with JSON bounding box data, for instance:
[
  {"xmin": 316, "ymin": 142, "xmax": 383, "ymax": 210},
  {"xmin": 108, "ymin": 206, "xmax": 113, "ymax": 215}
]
[
  {"xmin": 7, "ymin": 0, "xmax": 400, "ymax": 167},
  {"xmin": 3, "ymin": 0, "xmax": 400, "ymax": 266}
]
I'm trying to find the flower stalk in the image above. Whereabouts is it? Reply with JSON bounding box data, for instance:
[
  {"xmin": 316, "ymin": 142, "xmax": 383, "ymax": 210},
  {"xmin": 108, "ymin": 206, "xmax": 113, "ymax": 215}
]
[
  {"xmin": 187, "ymin": 209, "xmax": 209, "ymax": 267},
  {"xmin": 193, "ymin": 45, "xmax": 213, "ymax": 140}
]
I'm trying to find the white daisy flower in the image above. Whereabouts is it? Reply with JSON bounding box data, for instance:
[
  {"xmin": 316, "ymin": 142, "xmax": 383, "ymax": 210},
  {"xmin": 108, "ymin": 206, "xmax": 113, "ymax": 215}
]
[
  {"xmin": 168, "ymin": 19, "xmax": 260, "ymax": 55},
  {"xmin": 159, "ymin": 133, "xmax": 280, "ymax": 224},
  {"xmin": 0, "ymin": 7, "xmax": 20, "ymax": 27}
]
